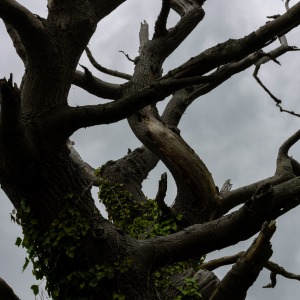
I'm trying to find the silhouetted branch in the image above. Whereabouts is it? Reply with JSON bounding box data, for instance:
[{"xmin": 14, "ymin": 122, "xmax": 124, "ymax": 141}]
[
  {"xmin": 253, "ymin": 16, "xmax": 300, "ymax": 118},
  {"xmin": 4, "ymin": 23, "xmax": 27, "ymax": 66},
  {"xmin": 0, "ymin": 278, "xmax": 20, "ymax": 300},
  {"xmin": 73, "ymin": 70, "xmax": 122, "ymax": 100},
  {"xmin": 210, "ymin": 221, "xmax": 276, "ymax": 300},
  {"xmin": 153, "ymin": 0, "xmax": 171, "ymax": 38},
  {"xmin": 0, "ymin": 0, "xmax": 46, "ymax": 54},
  {"xmin": 118, "ymin": 50, "xmax": 136, "ymax": 63},
  {"xmin": 85, "ymin": 47, "xmax": 132, "ymax": 80},
  {"xmin": 155, "ymin": 172, "xmax": 170, "ymax": 215}
]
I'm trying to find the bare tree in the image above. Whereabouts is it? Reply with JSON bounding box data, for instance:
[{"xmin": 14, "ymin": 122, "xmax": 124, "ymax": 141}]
[{"xmin": 1, "ymin": 0, "xmax": 300, "ymax": 299}]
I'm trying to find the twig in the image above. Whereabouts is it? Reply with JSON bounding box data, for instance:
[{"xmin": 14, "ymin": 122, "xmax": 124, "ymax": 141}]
[
  {"xmin": 118, "ymin": 50, "xmax": 136, "ymax": 63},
  {"xmin": 253, "ymin": 27, "xmax": 300, "ymax": 118},
  {"xmin": 85, "ymin": 47, "xmax": 132, "ymax": 80}
]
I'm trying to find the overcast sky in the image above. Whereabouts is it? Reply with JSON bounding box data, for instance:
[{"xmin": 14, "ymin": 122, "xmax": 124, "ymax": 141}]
[{"xmin": 1, "ymin": 0, "xmax": 300, "ymax": 299}]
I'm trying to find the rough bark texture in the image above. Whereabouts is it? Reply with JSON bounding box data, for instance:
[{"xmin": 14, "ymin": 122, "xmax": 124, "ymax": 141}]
[{"xmin": 1, "ymin": 0, "xmax": 300, "ymax": 299}]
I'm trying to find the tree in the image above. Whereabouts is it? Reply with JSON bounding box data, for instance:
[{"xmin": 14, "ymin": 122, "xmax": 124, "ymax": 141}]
[{"xmin": 1, "ymin": 0, "xmax": 300, "ymax": 299}]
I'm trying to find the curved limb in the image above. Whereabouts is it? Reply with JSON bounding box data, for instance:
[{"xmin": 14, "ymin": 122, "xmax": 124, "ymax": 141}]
[
  {"xmin": 85, "ymin": 47, "xmax": 132, "ymax": 80},
  {"xmin": 0, "ymin": 0, "xmax": 47, "ymax": 55}
]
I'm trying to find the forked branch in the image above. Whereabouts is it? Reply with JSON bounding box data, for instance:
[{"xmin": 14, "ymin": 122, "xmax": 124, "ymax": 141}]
[
  {"xmin": 210, "ymin": 221, "xmax": 276, "ymax": 300},
  {"xmin": 153, "ymin": 0, "xmax": 171, "ymax": 38}
]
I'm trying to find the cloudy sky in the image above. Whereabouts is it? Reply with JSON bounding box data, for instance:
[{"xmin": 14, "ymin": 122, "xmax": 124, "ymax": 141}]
[{"xmin": 1, "ymin": 0, "xmax": 300, "ymax": 299}]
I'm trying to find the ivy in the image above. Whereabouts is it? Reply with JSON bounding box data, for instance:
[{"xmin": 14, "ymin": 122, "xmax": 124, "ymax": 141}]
[
  {"xmin": 14, "ymin": 174, "xmax": 203, "ymax": 299},
  {"xmin": 98, "ymin": 179, "xmax": 203, "ymax": 299},
  {"xmin": 15, "ymin": 198, "xmax": 131, "ymax": 299}
]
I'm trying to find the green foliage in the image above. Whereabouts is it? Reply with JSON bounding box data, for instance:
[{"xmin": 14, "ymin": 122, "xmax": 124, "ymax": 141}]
[
  {"xmin": 98, "ymin": 179, "xmax": 203, "ymax": 299},
  {"xmin": 98, "ymin": 179, "xmax": 182, "ymax": 239},
  {"xmin": 15, "ymin": 198, "xmax": 131, "ymax": 299},
  {"xmin": 14, "ymin": 176, "xmax": 203, "ymax": 299},
  {"xmin": 31, "ymin": 284, "xmax": 39, "ymax": 296}
]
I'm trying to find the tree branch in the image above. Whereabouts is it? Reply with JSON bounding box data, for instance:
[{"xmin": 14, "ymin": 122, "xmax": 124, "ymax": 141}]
[
  {"xmin": 138, "ymin": 184, "xmax": 276, "ymax": 270},
  {"xmin": 265, "ymin": 260, "xmax": 300, "ymax": 284},
  {"xmin": 200, "ymin": 250, "xmax": 300, "ymax": 289},
  {"xmin": 210, "ymin": 221, "xmax": 276, "ymax": 300},
  {"xmin": 0, "ymin": 278, "xmax": 20, "ymax": 300},
  {"xmin": 276, "ymin": 129, "xmax": 300, "ymax": 175},
  {"xmin": 0, "ymin": 0, "xmax": 46, "ymax": 54},
  {"xmin": 138, "ymin": 179, "xmax": 300, "ymax": 271},
  {"xmin": 164, "ymin": 2, "xmax": 300, "ymax": 79},
  {"xmin": 67, "ymin": 140, "xmax": 99, "ymax": 185},
  {"xmin": 85, "ymin": 47, "xmax": 132, "ymax": 80},
  {"xmin": 219, "ymin": 129, "xmax": 300, "ymax": 214},
  {"xmin": 44, "ymin": 74, "xmax": 215, "ymax": 138},
  {"xmin": 4, "ymin": 22, "xmax": 27, "ymax": 66},
  {"xmin": 201, "ymin": 252, "xmax": 246, "ymax": 271},
  {"xmin": 153, "ymin": 0, "xmax": 205, "ymax": 59},
  {"xmin": 153, "ymin": 0, "xmax": 171, "ymax": 38},
  {"xmin": 73, "ymin": 70, "xmax": 122, "ymax": 100},
  {"xmin": 89, "ymin": 0, "xmax": 127, "ymax": 22}
]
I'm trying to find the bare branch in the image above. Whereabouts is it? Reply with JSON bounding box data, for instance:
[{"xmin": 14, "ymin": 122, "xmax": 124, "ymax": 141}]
[
  {"xmin": 263, "ymin": 271, "xmax": 277, "ymax": 288},
  {"xmin": 253, "ymin": 16, "xmax": 300, "ymax": 118},
  {"xmin": 275, "ymin": 130, "xmax": 300, "ymax": 176},
  {"xmin": 46, "ymin": 73, "xmax": 215, "ymax": 138},
  {"xmin": 153, "ymin": 0, "xmax": 171, "ymax": 38},
  {"xmin": 210, "ymin": 221, "xmax": 276, "ymax": 300},
  {"xmin": 278, "ymin": 129, "xmax": 300, "ymax": 156},
  {"xmin": 73, "ymin": 70, "xmax": 122, "ymax": 100},
  {"xmin": 67, "ymin": 140, "xmax": 99, "ymax": 185},
  {"xmin": 202, "ymin": 251, "xmax": 300, "ymax": 287},
  {"xmin": 0, "ymin": 278, "xmax": 20, "ymax": 300},
  {"xmin": 201, "ymin": 252, "xmax": 246, "ymax": 271},
  {"xmin": 201, "ymin": 250, "xmax": 300, "ymax": 289},
  {"xmin": 118, "ymin": 50, "xmax": 136, "ymax": 63},
  {"xmin": 138, "ymin": 184, "xmax": 279, "ymax": 270},
  {"xmin": 4, "ymin": 22, "xmax": 27, "ymax": 66},
  {"xmin": 85, "ymin": 47, "xmax": 132, "ymax": 80},
  {"xmin": 155, "ymin": 0, "xmax": 205, "ymax": 59},
  {"xmin": 253, "ymin": 64, "xmax": 300, "ymax": 118},
  {"xmin": 266, "ymin": 260, "xmax": 300, "ymax": 282},
  {"xmin": 165, "ymin": 3, "xmax": 300, "ymax": 79},
  {"xmin": 89, "ymin": 0, "xmax": 127, "ymax": 22},
  {"xmin": 0, "ymin": 0, "xmax": 46, "ymax": 53}
]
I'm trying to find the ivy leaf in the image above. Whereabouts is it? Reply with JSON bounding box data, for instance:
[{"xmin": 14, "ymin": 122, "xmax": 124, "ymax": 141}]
[
  {"xmin": 22, "ymin": 257, "xmax": 30, "ymax": 272},
  {"xmin": 15, "ymin": 237, "xmax": 22, "ymax": 247},
  {"xmin": 31, "ymin": 284, "xmax": 39, "ymax": 296}
]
